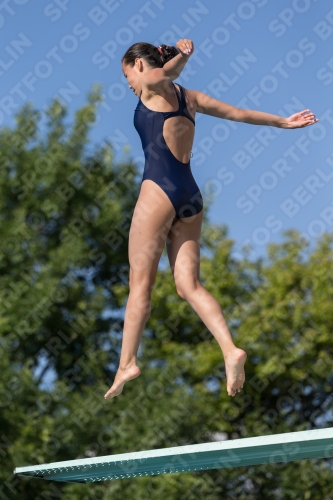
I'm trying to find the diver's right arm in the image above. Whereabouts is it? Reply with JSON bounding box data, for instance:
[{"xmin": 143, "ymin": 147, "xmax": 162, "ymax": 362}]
[{"xmin": 142, "ymin": 39, "xmax": 193, "ymax": 89}]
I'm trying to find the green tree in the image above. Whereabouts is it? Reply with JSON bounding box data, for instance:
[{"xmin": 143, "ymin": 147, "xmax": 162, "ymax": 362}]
[{"xmin": 1, "ymin": 91, "xmax": 333, "ymax": 500}]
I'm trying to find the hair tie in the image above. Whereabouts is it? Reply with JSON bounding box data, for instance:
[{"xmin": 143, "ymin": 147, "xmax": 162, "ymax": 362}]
[{"xmin": 157, "ymin": 46, "xmax": 163, "ymax": 54}]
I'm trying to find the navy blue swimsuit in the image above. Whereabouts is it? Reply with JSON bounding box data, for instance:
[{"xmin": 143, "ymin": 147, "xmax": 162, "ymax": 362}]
[{"xmin": 134, "ymin": 83, "xmax": 203, "ymax": 219}]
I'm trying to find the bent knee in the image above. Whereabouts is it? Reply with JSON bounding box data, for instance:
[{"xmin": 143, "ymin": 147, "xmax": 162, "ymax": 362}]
[{"xmin": 176, "ymin": 280, "xmax": 201, "ymax": 300}]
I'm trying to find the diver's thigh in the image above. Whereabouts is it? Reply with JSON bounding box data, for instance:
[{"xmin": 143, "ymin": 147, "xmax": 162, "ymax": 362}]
[
  {"xmin": 128, "ymin": 180, "xmax": 176, "ymax": 286},
  {"xmin": 166, "ymin": 209, "xmax": 204, "ymax": 289}
]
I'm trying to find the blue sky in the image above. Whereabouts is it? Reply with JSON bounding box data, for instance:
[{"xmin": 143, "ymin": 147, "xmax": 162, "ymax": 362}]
[{"xmin": 2, "ymin": 0, "xmax": 333, "ymax": 258}]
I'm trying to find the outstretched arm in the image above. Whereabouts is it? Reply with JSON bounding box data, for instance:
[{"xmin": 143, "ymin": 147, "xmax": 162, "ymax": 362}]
[
  {"xmin": 193, "ymin": 90, "xmax": 318, "ymax": 129},
  {"xmin": 143, "ymin": 39, "xmax": 193, "ymax": 89}
]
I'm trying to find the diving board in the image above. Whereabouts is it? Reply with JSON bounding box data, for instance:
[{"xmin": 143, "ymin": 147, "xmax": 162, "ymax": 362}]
[{"xmin": 14, "ymin": 428, "xmax": 333, "ymax": 483}]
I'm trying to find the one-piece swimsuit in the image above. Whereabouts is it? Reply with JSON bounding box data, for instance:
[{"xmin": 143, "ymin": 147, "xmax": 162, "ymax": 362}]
[{"xmin": 134, "ymin": 82, "xmax": 203, "ymax": 219}]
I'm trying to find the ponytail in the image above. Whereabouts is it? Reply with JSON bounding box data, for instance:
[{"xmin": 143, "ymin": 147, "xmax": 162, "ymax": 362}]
[{"xmin": 121, "ymin": 42, "xmax": 179, "ymax": 68}]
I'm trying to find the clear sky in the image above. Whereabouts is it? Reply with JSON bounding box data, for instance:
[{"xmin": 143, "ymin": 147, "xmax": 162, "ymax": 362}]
[{"xmin": 2, "ymin": 0, "xmax": 333, "ymax": 258}]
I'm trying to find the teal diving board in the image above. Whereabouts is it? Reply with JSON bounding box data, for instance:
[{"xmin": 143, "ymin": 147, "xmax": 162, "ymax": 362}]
[{"xmin": 14, "ymin": 428, "xmax": 333, "ymax": 483}]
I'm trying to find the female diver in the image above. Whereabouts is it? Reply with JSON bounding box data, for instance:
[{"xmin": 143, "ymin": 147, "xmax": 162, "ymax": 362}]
[{"xmin": 104, "ymin": 39, "xmax": 318, "ymax": 399}]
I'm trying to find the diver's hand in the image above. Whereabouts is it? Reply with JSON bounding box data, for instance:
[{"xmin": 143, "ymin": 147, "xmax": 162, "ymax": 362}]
[
  {"xmin": 176, "ymin": 39, "xmax": 194, "ymax": 56},
  {"xmin": 285, "ymin": 109, "xmax": 319, "ymax": 128}
]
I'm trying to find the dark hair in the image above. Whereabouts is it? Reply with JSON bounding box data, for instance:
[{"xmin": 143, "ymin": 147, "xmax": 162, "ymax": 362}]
[{"xmin": 121, "ymin": 42, "xmax": 179, "ymax": 68}]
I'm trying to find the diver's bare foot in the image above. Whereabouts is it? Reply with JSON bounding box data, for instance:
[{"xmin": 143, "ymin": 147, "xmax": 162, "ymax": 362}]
[
  {"xmin": 224, "ymin": 348, "xmax": 247, "ymax": 397},
  {"xmin": 104, "ymin": 365, "xmax": 141, "ymax": 399}
]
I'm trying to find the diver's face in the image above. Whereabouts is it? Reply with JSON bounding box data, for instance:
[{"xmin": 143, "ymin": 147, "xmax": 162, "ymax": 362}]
[{"xmin": 122, "ymin": 60, "xmax": 142, "ymax": 97}]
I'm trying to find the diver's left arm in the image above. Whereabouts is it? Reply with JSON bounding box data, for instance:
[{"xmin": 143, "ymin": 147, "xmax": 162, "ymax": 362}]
[{"xmin": 192, "ymin": 90, "xmax": 319, "ymax": 129}]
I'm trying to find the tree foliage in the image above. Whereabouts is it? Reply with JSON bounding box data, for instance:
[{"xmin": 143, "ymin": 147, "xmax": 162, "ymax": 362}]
[{"xmin": 1, "ymin": 92, "xmax": 333, "ymax": 500}]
